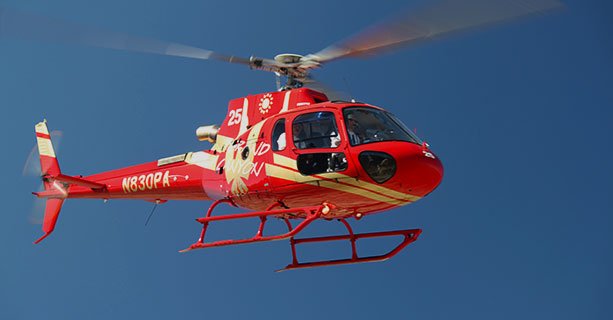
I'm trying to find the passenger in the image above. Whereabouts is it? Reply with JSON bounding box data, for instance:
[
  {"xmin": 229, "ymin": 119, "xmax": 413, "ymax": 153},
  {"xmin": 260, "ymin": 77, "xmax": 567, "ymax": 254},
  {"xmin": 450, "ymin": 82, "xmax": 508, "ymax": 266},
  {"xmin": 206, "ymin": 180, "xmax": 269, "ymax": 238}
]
[
  {"xmin": 276, "ymin": 132, "xmax": 286, "ymax": 150},
  {"xmin": 293, "ymin": 123, "xmax": 308, "ymax": 149},
  {"xmin": 346, "ymin": 113, "xmax": 363, "ymax": 145},
  {"xmin": 324, "ymin": 121, "xmax": 341, "ymax": 148},
  {"xmin": 310, "ymin": 117, "xmax": 340, "ymax": 148}
]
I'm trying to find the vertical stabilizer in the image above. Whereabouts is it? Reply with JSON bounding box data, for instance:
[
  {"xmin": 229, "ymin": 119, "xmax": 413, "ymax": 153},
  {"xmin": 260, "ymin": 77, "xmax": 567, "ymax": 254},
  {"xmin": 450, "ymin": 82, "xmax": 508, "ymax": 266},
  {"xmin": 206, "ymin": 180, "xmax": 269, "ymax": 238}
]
[
  {"xmin": 33, "ymin": 120, "xmax": 65, "ymax": 243},
  {"xmin": 35, "ymin": 120, "xmax": 60, "ymax": 176},
  {"xmin": 34, "ymin": 198, "xmax": 65, "ymax": 244}
]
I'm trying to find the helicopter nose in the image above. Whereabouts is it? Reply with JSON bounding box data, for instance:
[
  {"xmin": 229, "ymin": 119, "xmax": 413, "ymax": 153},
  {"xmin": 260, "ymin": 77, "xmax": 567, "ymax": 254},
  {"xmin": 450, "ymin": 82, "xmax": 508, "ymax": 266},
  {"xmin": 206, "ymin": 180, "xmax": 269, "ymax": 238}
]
[
  {"xmin": 395, "ymin": 144, "xmax": 444, "ymax": 196},
  {"xmin": 358, "ymin": 143, "xmax": 443, "ymax": 197}
]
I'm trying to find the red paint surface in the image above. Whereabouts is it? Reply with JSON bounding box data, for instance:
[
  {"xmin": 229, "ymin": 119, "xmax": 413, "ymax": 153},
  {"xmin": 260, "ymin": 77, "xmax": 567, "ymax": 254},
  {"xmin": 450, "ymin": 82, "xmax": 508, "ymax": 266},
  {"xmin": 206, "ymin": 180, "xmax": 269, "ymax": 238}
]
[{"xmin": 32, "ymin": 88, "xmax": 443, "ymax": 268}]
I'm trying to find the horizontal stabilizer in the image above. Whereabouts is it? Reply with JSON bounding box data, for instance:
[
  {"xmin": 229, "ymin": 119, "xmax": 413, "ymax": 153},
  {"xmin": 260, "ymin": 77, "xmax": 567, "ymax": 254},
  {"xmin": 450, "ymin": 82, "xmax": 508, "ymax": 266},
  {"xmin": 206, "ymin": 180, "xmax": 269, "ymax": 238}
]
[{"xmin": 54, "ymin": 174, "xmax": 105, "ymax": 189}]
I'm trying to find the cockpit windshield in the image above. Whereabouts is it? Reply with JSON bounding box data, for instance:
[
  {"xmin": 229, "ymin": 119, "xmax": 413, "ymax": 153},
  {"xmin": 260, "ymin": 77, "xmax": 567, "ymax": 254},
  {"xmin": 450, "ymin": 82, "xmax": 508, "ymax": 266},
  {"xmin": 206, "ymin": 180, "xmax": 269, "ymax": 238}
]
[{"xmin": 343, "ymin": 107, "xmax": 422, "ymax": 146}]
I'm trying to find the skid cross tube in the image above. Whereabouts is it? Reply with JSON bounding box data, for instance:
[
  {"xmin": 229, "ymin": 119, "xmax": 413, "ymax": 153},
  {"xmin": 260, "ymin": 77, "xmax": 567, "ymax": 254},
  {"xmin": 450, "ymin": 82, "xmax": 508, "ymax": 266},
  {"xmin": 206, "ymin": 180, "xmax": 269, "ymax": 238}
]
[
  {"xmin": 180, "ymin": 202, "xmax": 326, "ymax": 252},
  {"xmin": 197, "ymin": 198, "xmax": 235, "ymax": 243},
  {"xmin": 279, "ymin": 219, "xmax": 422, "ymax": 271}
]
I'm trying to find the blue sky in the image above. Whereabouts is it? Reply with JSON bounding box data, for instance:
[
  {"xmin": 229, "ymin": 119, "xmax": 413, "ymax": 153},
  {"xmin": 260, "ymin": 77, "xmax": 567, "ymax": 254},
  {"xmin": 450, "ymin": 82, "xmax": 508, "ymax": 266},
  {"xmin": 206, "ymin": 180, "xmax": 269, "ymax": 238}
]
[{"xmin": 1, "ymin": 1, "xmax": 611, "ymax": 319}]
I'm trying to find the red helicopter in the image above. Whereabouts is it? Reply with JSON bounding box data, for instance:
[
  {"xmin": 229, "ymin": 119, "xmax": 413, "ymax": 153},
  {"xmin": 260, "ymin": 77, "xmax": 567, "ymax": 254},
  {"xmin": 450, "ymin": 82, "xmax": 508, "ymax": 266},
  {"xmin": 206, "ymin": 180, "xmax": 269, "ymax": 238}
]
[{"xmin": 26, "ymin": 0, "xmax": 562, "ymax": 271}]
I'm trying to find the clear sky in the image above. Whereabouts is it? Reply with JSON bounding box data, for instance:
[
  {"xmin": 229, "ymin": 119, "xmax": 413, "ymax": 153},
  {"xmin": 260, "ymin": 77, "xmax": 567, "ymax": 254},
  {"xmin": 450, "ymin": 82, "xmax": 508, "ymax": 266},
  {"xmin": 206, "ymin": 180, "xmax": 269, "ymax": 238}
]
[{"xmin": 1, "ymin": 1, "xmax": 611, "ymax": 319}]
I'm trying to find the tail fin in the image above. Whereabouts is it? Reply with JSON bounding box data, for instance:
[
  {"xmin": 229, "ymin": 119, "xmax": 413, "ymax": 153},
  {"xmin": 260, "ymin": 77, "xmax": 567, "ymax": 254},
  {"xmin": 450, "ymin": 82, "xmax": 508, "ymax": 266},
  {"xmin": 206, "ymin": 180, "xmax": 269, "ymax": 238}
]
[
  {"xmin": 33, "ymin": 120, "xmax": 65, "ymax": 244},
  {"xmin": 34, "ymin": 198, "xmax": 65, "ymax": 244},
  {"xmin": 35, "ymin": 120, "xmax": 60, "ymax": 176}
]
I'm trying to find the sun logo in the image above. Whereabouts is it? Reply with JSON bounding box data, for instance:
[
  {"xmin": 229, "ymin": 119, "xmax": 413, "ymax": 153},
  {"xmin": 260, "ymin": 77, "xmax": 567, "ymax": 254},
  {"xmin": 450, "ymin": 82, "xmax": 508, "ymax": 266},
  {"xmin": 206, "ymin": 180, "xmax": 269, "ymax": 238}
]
[{"xmin": 258, "ymin": 93, "xmax": 273, "ymax": 114}]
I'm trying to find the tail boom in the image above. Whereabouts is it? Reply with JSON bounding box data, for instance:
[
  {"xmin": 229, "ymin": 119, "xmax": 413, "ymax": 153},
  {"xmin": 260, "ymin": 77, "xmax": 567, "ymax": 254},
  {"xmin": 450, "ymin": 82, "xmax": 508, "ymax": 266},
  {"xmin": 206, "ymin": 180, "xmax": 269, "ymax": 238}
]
[{"xmin": 31, "ymin": 120, "xmax": 209, "ymax": 244}]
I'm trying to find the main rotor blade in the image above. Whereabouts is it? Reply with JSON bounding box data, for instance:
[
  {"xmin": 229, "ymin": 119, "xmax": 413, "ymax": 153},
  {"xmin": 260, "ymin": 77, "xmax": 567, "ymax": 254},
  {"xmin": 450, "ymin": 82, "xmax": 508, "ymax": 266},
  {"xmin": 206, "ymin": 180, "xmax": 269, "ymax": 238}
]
[
  {"xmin": 0, "ymin": 7, "xmax": 251, "ymax": 65},
  {"xmin": 310, "ymin": 0, "xmax": 563, "ymax": 63}
]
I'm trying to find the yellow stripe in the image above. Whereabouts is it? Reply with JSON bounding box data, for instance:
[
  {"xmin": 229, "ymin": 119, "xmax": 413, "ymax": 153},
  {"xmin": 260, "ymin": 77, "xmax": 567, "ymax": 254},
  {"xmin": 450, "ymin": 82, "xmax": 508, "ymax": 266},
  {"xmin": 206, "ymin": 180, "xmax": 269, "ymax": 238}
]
[
  {"xmin": 273, "ymin": 153, "xmax": 297, "ymax": 170},
  {"xmin": 35, "ymin": 121, "xmax": 50, "ymax": 135},
  {"xmin": 318, "ymin": 180, "xmax": 410, "ymax": 206},
  {"xmin": 212, "ymin": 134, "xmax": 233, "ymax": 152},
  {"xmin": 272, "ymin": 153, "xmax": 420, "ymax": 202},
  {"xmin": 247, "ymin": 121, "xmax": 266, "ymax": 140},
  {"xmin": 268, "ymin": 157, "xmax": 347, "ymax": 183},
  {"xmin": 238, "ymin": 98, "xmax": 249, "ymax": 136},
  {"xmin": 185, "ymin": 151, "xmax": 219, "ymax": 171},
  {"xmin": 266, "ymin": 164, "xmax": 413, "ymax": 206},
  {"xmin": 281, "ymin": 91, "xmax": 291, "ymax": 113},
  {"xmin": 35, "ymin": 121, "xmax": 55, "ymax": 157},
  {"xmin": 266, "ymin": 164, "xmax": 313, "ymax": 184},
  {"xmin": 36, "ymin": 137, "xmax": 55, "ymax": 158},
  {"xmin": 342, "ymin": 179, "xmax": 421, "ymax": 202}
]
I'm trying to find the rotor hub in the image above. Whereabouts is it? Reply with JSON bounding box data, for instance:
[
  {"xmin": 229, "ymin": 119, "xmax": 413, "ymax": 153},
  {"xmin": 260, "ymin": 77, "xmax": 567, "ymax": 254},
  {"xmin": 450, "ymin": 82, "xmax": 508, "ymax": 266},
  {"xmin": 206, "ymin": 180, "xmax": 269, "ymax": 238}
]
[{"xmin": 274, "ymin": 53, "xmax": 304, "ymax": 64}]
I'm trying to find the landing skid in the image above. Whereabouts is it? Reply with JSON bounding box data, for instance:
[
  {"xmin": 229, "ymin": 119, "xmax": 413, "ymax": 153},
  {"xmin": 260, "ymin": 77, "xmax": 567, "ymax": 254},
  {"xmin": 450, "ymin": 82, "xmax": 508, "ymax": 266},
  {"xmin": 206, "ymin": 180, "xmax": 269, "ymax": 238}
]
[
  {"xmin": 181, "ymin": 199, "xmax": 422, "ymax": 271},
  {"xmin": 281, "ymin": 224, "xmax": 421, "ymax": 272}
]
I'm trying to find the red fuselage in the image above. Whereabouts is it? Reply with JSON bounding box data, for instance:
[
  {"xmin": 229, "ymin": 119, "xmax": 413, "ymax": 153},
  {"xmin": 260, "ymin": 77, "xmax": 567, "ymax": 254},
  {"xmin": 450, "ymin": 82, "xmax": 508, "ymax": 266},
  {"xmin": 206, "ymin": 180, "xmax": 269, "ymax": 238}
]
[{"xmin": 59, "ymin": 88, "xmax": 443, "ymax": 219}]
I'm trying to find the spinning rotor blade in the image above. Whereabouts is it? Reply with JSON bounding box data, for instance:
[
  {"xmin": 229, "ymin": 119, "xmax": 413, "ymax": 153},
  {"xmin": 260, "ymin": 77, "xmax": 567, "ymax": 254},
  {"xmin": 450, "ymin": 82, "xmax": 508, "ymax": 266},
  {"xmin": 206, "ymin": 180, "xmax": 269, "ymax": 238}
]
[
  {"xmin": 309, "ymin": 0, "xmax": 563, "ymax": 63},
  {"xmin": 29, "ymin": 184, "xmax": 46, "ymax": 225},
  {"xmin": 0, "ymin": 7, "xmax": 251, "ymax": 65}
]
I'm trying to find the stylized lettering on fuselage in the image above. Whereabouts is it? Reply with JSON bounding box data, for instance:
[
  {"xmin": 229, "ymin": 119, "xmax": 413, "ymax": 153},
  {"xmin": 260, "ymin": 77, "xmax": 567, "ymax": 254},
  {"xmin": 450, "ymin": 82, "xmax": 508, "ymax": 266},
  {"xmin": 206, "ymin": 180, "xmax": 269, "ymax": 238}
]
[
  {"xmin": 216, "ymin": 141, "xmax": 270, "ymax": 178},
  {"xmin": 216, "ymin": 158, "xmax": 265, "ymax": 177},
  {"xmin": 122, "ymin": 170, "xmax": 171, "ymax": 193}
]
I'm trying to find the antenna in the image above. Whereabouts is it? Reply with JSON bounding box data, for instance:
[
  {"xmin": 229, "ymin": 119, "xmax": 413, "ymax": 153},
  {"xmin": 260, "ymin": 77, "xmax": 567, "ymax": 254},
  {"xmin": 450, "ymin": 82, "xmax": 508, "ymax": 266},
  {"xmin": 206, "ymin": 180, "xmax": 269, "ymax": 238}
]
[
  {"xmin": 144, "ymin": 202, "xmax": 159, "ymax": 226},
  {"xmin": 342, "ymin": 77, "xmax": 354, "ymax": 101}
]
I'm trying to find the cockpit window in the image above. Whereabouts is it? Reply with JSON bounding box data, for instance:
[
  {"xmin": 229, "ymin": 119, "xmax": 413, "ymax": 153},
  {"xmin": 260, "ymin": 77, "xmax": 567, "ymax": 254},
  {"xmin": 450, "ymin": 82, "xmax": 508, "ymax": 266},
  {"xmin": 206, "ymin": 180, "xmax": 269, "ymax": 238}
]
[
  {"xmin": 293, "ymin": 112, "xmax": 341, "ymax": 149},
  {"xmin": 343, "ymin": 107, "xmax": 422, "ymax": 146}
]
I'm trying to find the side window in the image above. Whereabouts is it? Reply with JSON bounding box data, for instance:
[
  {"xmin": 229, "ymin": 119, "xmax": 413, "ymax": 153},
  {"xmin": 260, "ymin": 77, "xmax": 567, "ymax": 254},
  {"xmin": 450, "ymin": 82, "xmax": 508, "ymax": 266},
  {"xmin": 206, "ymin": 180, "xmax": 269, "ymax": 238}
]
[
  {"xmin": 297, "ymin": 152, "xmax": 348, "ymax": 175},
  {"xmin": 292, "ymin": 111, "xmax": 340, "ymax": 149},
  {"xmin": 272, "ymin": 119, "xmax": 286, "ymax": 151}
]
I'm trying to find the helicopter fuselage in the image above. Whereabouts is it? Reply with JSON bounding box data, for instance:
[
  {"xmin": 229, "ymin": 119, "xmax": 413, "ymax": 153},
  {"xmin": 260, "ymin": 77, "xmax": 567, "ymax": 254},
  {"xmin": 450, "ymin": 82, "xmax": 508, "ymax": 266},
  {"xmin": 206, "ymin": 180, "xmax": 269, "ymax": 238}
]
[{"xmin": 52, "ymin": 88, "xmax": 443, "ymax": 219}]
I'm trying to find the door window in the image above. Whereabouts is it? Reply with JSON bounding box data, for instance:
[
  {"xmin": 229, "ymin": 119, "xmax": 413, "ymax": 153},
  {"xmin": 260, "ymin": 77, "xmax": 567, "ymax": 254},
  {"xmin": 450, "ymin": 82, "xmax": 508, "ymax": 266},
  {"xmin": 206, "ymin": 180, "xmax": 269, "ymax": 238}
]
[
  {"xmin": 292, "ymin": 111, "xmax": 340, "ymax": 149},
  {"xmin": 272, "ymin": 119, "xmax": 286, "ymax": 151}
]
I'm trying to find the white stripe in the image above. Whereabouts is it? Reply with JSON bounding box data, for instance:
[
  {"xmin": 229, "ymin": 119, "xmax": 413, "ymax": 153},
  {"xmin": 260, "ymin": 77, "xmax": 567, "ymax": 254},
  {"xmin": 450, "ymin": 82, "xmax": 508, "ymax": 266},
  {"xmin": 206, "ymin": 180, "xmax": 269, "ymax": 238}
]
[
  {"xmin": 281, "ymin": 91, "xmax": 291, "ymax": 113},
  {"xmin": 36, "ymin": 137, "xmax": 56, "ymax": 158},
  {"xmin": 35, "ymin": 122, "xmax": 50, "ymax": 135},
  {"xmin": 185, "ymin": 151, "xmax": 219, "ymax": 171},
  {"xmin": 238, "ymin": 98, "xmax": 249, "ymax": 136}
]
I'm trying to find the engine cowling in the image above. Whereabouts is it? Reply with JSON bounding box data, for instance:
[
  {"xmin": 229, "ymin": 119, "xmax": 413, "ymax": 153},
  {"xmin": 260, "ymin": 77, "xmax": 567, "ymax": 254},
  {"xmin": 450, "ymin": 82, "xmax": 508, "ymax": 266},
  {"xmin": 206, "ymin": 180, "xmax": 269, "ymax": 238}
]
[{"xmin": 196, "ymin": 125, "xmax": 219, "ymax": 143}]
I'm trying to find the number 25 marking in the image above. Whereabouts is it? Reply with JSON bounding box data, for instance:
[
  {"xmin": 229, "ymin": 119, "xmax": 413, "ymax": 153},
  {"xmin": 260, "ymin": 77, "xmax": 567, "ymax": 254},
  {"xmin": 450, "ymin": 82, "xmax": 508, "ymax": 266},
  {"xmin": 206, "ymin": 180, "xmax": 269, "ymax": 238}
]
[{"xmin": 228, "ymin": 108, "xmax": 243, "ymax": 126}]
